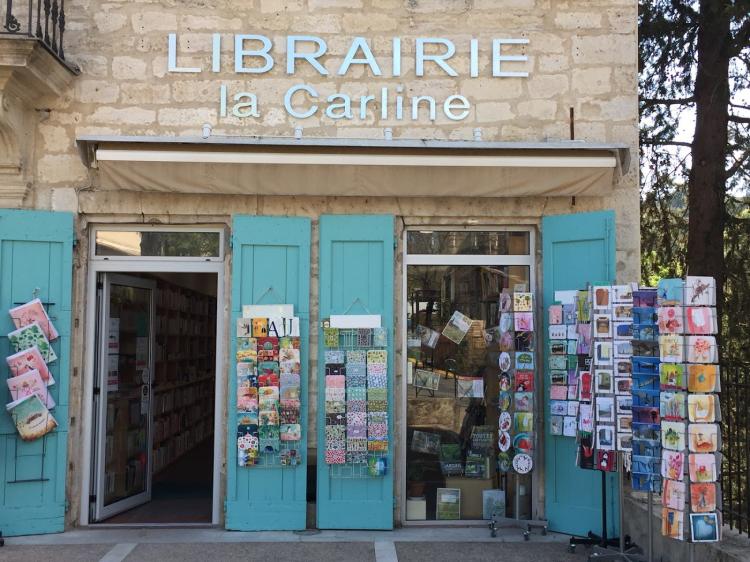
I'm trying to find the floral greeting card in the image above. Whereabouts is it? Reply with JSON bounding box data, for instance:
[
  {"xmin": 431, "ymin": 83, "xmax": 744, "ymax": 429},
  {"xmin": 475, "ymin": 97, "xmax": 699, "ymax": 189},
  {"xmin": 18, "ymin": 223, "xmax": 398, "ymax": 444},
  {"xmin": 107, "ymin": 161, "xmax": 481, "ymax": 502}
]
[
  {"xmin": 661, "ymin": 450, "xmax": 685, "ymax": 481},
  {"xmin": 686, "ymin": 336, "xmax": 717, "ymax": 364},
  {"xmin": 657, "ymin": 307, "xmax": 683, "ymax": 334},
  {"xmin": 6, "ymin": 370, "xmax": 55, "ymax": 409},
  {"xmin": 9, "ymin": 299, "xmax": 59, "ymax": 341},
  {"xmin": 6, "ymin": 346, "xmax": 54, "ymax": 385},
  {"xmin": 659, "ymin": 335, "xmax": 684, "ymax": 363},
  {"xmin": 689, "ymin": 453, "xmax": 718, "ymax": 482},
  {"xmin": 7, "ymin": 322, "xmax": 57, "ymax": 363},
  {"xmin": 513, "ymin": 292, "xmax": 533, "ymax": 312}
]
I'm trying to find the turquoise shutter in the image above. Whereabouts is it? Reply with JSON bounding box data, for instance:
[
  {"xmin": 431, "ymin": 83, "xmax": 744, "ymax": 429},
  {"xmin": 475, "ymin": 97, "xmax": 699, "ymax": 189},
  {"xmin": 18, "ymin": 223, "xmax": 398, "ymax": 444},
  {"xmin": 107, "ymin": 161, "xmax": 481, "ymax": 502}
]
[
  {"xmin": 317, "ymin": 215, "xmax": 394, "ymax": 530},
  {"xmin": 0, "ymin": 209, "xmax": 74, "ymax": 537},
  {"xmin": 226, "ymin": 215, "xmax": 311, "ymax": 530},
  {"xmin": 542, "ymin": 210, "xmax": 619, "ymax": 537}
]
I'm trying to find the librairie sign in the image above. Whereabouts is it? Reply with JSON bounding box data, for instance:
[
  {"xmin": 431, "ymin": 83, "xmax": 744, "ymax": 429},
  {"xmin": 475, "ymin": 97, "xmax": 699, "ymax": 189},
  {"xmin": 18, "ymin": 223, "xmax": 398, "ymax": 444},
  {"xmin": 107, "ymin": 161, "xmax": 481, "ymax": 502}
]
[{"xmin": 167, "ymin": 34, "xmax": 531, "ymax": 122}]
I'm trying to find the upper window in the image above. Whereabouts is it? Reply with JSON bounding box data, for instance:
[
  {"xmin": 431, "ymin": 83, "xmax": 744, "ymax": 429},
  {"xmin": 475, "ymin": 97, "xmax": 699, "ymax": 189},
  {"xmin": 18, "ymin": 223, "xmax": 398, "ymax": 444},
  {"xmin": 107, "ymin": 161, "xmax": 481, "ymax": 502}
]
[
  {"xmin": 93, "ymin": 228, "xmax": 223, "ymax": 260},
  {"xmin": 407, "ymin": 231, "xmax": 530, "ymax": 256}
]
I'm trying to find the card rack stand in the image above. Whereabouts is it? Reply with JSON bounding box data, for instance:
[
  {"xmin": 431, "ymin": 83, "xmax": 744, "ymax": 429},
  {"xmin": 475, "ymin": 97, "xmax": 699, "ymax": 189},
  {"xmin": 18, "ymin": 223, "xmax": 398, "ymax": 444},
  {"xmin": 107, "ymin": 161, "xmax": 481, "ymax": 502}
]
[
  {"xmin": 488, "ymin": 472, "xmax": 549, "ymax": 540},
  {"xmin": 567, "ymin": 469, "xmax": 624, "ymax": 555},
  {"xmin": 5, "ymin": 297, "xmax": 57, "ymax": 486},
  {"xmin": 325, "ymin": 326, "xmax": 388, "ymax": 479},
  {"xmin": 2, "ymin": 293, "xmax": 57, "ymax": 546}
]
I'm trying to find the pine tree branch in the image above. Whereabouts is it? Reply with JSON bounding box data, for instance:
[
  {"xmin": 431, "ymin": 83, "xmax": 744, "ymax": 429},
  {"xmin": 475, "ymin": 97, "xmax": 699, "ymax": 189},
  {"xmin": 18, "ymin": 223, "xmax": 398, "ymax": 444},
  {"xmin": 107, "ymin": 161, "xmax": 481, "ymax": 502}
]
[
  {"xmin": 642, "ymin": 139, "xmax": 693, "ymax": 147},
  {"xmin": 728, "ymin": 115, "xmax": 750, "ymax": 124},
  {"xmin": 730, "ymin": 17, "xmax": 750, "ymax": 57},
  {"xmin": 640, "ymin": 97, "xmax": 695, "ymax": 109},
  {"xmin": 731, "ymin": 102, "xmax": 750, "ymax": 111},
  {"xmin": 726, "ymin": 150, "xmax": 750, "ymax": 178}
]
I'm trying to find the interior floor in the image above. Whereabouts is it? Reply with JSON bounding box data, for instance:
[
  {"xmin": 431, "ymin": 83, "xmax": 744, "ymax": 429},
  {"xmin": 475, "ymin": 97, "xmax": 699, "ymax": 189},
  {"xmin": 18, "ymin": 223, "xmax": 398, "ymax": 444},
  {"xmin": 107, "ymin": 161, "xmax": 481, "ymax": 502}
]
[{"xmin": 103, "ymin": 437, "xmax": 214, "ymax": 524}]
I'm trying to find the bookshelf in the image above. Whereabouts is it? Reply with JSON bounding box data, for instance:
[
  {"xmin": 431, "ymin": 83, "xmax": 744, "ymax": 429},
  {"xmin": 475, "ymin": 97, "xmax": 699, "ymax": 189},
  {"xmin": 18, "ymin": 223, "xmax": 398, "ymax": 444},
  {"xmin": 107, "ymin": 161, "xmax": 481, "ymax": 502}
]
[{"xmin": 152, "ymin": 280, "xmax": 216, "ymax": 475}]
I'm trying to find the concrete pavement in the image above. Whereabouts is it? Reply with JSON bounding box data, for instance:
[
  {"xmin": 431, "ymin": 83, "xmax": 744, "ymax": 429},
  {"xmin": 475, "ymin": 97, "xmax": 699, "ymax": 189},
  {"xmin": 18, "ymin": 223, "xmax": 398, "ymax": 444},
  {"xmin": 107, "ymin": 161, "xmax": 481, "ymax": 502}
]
[{"xmin": 0, "ymin": 526, "xmax": 591, "ymax": 561}]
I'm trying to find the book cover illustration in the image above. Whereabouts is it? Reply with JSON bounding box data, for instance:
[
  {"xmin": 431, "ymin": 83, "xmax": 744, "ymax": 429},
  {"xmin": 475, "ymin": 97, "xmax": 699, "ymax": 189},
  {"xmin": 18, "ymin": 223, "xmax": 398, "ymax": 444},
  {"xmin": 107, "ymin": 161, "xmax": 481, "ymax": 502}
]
[
  {"xmin": 6, "ymin": 394, "xmax": 57, "ymax": 441},
  {"xmin": 9, "ymin": 299, "xmax": 59, "ymax": 341},
  {"xmin": 6, "ymin": 370, "xmax": 55, "ymax": 409},
  {"xmin": 6, "ymin": 346, "xmax": 54, "ymax": 385},
  {"xmin": 7, "ymin": 322, "xmax": 57, "ymax": 363}
]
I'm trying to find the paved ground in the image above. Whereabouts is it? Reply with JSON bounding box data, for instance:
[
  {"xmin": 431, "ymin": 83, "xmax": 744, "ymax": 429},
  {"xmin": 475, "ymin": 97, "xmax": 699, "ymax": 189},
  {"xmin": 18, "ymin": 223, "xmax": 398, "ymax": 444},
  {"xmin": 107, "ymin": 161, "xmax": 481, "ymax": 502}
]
[{"xmin": 0, "ymin": 527, "xmax": 591, "ymax": 562}]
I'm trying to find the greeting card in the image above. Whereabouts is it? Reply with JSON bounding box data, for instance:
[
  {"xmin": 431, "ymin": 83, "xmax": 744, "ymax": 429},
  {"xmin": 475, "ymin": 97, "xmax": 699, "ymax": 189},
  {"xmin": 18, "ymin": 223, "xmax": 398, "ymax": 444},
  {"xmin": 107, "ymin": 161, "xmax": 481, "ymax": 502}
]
[
  {"xmin": 687, "ymin": 364, "xmax": 720, "ymax": 393},
  {"xmin": 689, "ymin": 453, "xmax": 718, "ymax": 482},
  {"xmin": 661, "ymin": 450, "xmax": 685, "ymax": 481},
  {"xmin": 657, "ymin": 278, "xmax": 684, "ymax": 306},
  {"xmin": 688, "ymin": 423, "xmax": 719, "ymax": 453},
  {"xmin": 6, "ymin": 346, "xmax": 54, "ymax": 385},
  {"xmin": 549, "ymin": 305, "xmax": 563, "ymax": 325},
  {"xmin": 6, "ymin": 370, "xmax": 55, "ymax": 409},
  {"xmin": 690, "ymin": 483, "xmax": 717, "ymax": 512},
  {"xmin": 660, "ymin": 392, "xmax": 687, "ymax": 421},
  {"xmin": 6, "ymin": 394, "xmax": 57, "ymax": 441},
  {"xmin": 442, "ymin": 311, "xmax": 472, "ymax": 345},
  {"xmin": 685, "ymin": 276, "xmax": 716, "ymax": 307},
  {"xmin": 659, "ymin": 335, "xmax": 684, "ymax": 363},
  {"xmin": 661, "ymin": 508, "xmax": 684, "ymax": 540},
  {"xmin": 686, "ymin": 336, "xmax": 717, "ymax": 364},
  {"xmin": 685, "ymin": 307, "xmax": 718, "ymax": 335},
  {"xmin": 688, "ymin": 394, "xmax": 719, "ymax": 423},
  {"xmin": 659, "ymin": 363, "xmax": 686, "ymax": 390},
  {"xmin": 9, "ymin": 299, "xmax": 59, "ymax": 341},
  {"xmin": 596, "ymin": 397, "xmax": 615, "ymax": 422},
  {"xmin": 662, "ymin": 480, "xmax": 686, "ymax": 510},
  {"xmin": 657, "ymin": 307, "xmax": 683, "ymax": 334},
  {"xmin": 513, "ymin": 292, "xmax": 533, "ymax": 312},
  {"xmin": 661, "ymin": 421, "xmax": 686, "ymax": 451},
  {"xmin": 514, "ymin": 312, "xmax": 533, "ymax": 332},
  {"xmin": 593, "ymin": 286, "xmax": 611, "ymax": 308},
  {"xmin": 690, "ymin": 512, "xmax": 720, "ymax": 542},
  {"xmin": 514, "ymin": 370, "xmax": 534, "ymax": 392},
  {"xmin": 597, "ymin": 426, "xmax": 615, "ymax": 450},
  {"xmin": 7, "ymin": 322, "xmax": 57, "ymax": 363},
  {"xmin": 594, "ymin": 314, "xmax": 612, "ymax": 337}
]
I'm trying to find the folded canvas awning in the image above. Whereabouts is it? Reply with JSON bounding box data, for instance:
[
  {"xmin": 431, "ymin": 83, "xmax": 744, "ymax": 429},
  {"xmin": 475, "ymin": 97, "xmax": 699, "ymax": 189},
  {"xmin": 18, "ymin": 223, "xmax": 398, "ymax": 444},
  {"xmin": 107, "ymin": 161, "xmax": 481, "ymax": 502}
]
[{"xmin": 76, "ymin": 135, "xmax": 630, "ymax": 198}]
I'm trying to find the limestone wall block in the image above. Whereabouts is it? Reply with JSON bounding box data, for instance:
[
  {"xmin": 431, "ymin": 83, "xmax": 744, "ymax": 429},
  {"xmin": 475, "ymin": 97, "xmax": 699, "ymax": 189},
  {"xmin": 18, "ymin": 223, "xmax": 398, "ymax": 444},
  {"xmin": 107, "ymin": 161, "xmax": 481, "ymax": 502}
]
[
  {"xmin": 572, "ymin": 34, "xmax": 636, "ymax": 65},
  {"xmin": 459, "ymin": 78, "xmax": 524, "ymax": 101},
  {"xmin": 93, "ymin": 11, "xmax": 128, "ymax": 33},
  {"xmin": 39, "ymin": 124, "xmax": 74, "ymax": 153},
  {"xmin": 37, "ymin": 154, "xmax": 88, "ymax": 184},
  {"xmin": 91, "ymin": 106, "xmax": 157, "ymax": 125},
  {"xmin": 112, "ymin": 56, "xmax": 149, "ymax": 80},
  {"xmin": 131, "ymin": 12, "xmax": 177, "ymax": 34},
  {"xmin": 475, "ymin": 101, "xmax": 515, "ymax": 123},
  {"xmin": 527, "ymin": 73, "xmax": 569, "ymax": 99},
  {"xmin": 516, "ymin": 99, "xmax": 558, "ymax": 120},
  {"xmin": 180, "ymin": 15, "xmax": 243, "ymax": 31},
  {"xmin": 75, "ymin": 80, "xmax": 120, "ymax": 104},
  {"xmin": 554, "ymin": 11, "xmax": 603, "ymax": 30},
  {"xmin": 74, "ymin": 55, "xmax": 109, "ymax": 78},
  {"xmin": 158, "ymin": 107, "xmax": 218, "ymax": 126},
  {"xmin": 308, "ymin": 0, "xmax": 364, "ymax": 8},
  {"xmin": 572, "ymin": 67, "xmax": 612, "ymax": 95},
  {"xmin": 121, "ymin": 83, "xmax": 171, "ymax": 105},
  {"xmin": 260, "ymin": 0, "xmax": 306, "ymax": 13}
]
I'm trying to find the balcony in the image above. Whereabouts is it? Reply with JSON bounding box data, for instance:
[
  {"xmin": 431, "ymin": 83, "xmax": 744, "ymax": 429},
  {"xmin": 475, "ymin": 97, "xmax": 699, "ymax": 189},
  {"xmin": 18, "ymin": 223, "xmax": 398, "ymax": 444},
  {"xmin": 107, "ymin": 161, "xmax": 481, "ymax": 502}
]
[
  {"xmin": 0, "ymin": 1, "xmax": 79, "ymax": 207},
  {"xmin": 1, "ymin": 0, "xmax": 78, "ymax": 71}
]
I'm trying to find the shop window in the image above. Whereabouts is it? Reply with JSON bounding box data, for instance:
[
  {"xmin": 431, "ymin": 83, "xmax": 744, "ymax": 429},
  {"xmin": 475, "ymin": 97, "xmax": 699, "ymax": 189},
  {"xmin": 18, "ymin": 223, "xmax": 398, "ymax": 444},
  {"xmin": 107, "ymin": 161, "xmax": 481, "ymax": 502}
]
[
  {"xmin": 404, "ymin": 229, "xmax": 533, "ymax": 522},
  {"xmin": 94, "ymin": 229, "xmax": 222, "ymax": 260}
]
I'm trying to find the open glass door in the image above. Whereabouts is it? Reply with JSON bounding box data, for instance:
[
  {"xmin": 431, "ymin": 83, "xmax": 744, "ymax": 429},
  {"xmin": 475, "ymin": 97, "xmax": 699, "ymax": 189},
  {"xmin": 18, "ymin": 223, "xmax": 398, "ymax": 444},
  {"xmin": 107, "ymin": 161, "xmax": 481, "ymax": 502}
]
[{"xmin": 93, "ymin": 273, "xmax": 156, "ymax": 521}]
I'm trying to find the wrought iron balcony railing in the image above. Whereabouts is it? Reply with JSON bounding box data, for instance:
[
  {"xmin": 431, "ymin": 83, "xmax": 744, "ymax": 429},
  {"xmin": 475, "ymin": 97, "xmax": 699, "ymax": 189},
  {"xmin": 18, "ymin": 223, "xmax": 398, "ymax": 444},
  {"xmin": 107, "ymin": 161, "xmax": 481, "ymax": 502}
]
[{"xmin": 1, "ymin": 0, "xmax": 76, "ymax": 70}]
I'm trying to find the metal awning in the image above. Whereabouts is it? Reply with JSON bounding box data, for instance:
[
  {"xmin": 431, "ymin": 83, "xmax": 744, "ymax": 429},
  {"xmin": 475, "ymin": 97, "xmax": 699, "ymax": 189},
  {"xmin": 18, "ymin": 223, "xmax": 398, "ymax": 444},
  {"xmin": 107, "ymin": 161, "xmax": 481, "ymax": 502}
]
[{"xmin": 76, "ymin": 135, "xmax": 631, "ymax": 198}]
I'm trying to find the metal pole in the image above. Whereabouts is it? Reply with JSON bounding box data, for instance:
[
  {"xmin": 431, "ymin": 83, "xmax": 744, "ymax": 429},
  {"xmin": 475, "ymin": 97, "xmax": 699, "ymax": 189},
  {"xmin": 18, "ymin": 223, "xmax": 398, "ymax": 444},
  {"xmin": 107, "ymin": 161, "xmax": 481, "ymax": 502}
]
[
  {"xmin": 647, "ymin": 490, "xmax": 653, "ymax": 562},
  {"xmin": 619, "ymin": 464, "xmax": 626, "ymax": 553}
]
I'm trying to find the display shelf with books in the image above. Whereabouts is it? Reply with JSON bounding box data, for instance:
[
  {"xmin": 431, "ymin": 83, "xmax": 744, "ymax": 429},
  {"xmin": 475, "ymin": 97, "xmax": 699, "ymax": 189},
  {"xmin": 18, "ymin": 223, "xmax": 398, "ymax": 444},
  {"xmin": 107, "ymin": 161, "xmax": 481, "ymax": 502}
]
[{"xmin": 150, "ymin": 279, "xmax": 216, "ymax": 477}]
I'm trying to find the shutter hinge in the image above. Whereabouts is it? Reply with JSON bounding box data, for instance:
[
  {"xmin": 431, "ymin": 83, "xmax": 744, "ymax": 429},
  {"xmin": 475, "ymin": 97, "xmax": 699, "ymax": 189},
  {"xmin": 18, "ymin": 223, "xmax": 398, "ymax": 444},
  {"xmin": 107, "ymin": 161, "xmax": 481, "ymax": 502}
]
[{"xmin": 223, "ymin": 500, "xmax": 228, "ymax": 513}]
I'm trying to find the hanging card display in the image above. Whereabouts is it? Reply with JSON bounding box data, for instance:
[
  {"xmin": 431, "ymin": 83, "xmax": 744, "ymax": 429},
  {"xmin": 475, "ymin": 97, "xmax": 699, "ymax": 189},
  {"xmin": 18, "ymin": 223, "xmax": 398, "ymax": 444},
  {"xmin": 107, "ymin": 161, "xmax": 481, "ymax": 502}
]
[
  {"xmin": 7, "ymin": 322, "xmax": 57, "ymax": 363},
  {"xmin": 8, "ymin": 299, "xmax": 59, "ymax": 341},
  {"xmin": 6, "ymin": 393, "xmax": 57, "ymax": 441}
]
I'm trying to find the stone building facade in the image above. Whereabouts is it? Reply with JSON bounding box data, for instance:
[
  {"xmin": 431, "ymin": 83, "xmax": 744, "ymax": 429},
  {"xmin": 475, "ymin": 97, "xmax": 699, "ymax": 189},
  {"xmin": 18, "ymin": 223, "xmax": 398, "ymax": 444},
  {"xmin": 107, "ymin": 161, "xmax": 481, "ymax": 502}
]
[{"xmin": 0, "ymin": 0, "xmax": 638, "ymax": 535}]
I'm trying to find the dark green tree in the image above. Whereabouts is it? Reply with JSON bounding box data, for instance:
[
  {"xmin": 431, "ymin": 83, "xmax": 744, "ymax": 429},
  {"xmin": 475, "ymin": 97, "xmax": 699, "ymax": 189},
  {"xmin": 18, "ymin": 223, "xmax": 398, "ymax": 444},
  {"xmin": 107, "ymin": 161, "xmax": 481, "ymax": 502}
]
[{"xmin": 639, "ymin": 0, "xmax": 750, "ymax": 363}]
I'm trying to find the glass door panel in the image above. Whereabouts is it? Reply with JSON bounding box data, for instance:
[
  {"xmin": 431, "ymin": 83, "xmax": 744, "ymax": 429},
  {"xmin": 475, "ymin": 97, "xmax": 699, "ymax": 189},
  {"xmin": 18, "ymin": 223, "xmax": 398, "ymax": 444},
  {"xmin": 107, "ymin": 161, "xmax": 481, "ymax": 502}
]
[{"xmin": 94, "ymin": 273, "xmax": 155, "ymax": 521}]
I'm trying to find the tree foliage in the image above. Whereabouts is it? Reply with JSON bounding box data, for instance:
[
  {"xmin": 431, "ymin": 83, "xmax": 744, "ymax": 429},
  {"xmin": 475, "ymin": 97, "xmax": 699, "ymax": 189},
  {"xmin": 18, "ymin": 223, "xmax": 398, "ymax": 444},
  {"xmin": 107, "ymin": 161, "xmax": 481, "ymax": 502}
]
[{"xmin": 639, "ymin": 0, "xmax": 750, "ymax": 364}]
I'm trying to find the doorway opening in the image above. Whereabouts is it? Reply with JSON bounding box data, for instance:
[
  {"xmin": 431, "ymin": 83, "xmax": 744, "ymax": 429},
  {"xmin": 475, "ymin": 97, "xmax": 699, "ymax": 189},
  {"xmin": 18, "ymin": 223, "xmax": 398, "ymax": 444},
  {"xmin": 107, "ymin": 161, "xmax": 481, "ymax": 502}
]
[{"xmin": 89, "ymin": 271, "xmax": 218, "ymax": 524}]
